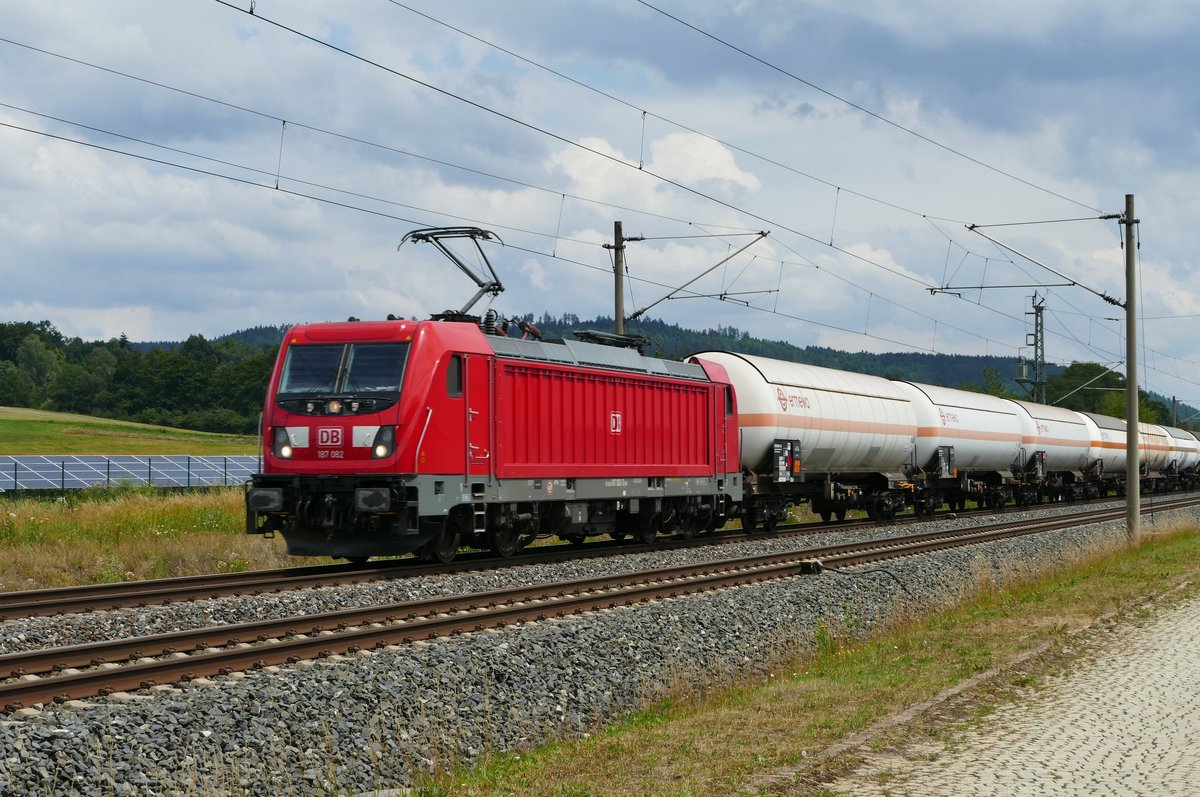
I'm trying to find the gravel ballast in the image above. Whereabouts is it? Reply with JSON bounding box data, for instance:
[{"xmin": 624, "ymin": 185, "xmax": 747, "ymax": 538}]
[{"xmin": 0, "ymin": 504, "xmax": 1190, "ymax": 796}]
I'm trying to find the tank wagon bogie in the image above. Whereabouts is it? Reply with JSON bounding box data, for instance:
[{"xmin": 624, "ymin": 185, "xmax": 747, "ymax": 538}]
[{"xmin": 246, "ymin": 320, "xmax": 741, "ymax": 562}]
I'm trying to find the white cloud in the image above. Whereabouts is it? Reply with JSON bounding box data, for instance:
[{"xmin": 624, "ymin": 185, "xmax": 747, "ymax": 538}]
[{"xmin": 2, "ymin": 1, "xmax": 1199, "ymax": 399}]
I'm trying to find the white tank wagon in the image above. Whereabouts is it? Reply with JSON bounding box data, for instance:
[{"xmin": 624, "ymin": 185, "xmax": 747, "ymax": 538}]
[
  {"xmin": 690, "ymin": 351, "xmax": 917, "ymax": 524},
  {"xmin": 1136, "ymin": 422, "xmax": 1172, "ymax": 475},
  {"xmin": 1160, "ymin": 426, "xmax": 1200, "ymax": 479},
  {"xmin": 1008, "ymin": 399, "xmax": 1094, "ymax": 503},
  {"xmin": 693, "ymin": 351, "xmax": 1195, "ymax": 526},
  {"xmin": 1080, "ymin": 412, "xmax": 1128, "ymax": 482},
  {"xmin": 1078, "ymin": 415, "xmax": 1197, "ymax": 494},
  {"xmin": 891, "ymin": 381, "xmax": 1031, "ymax": 510}
]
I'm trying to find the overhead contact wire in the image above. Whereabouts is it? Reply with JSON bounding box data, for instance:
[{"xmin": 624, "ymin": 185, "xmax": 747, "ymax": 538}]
[{"xmin": 212, "ymin": 1, "xmax": 937, "ymax": 290}]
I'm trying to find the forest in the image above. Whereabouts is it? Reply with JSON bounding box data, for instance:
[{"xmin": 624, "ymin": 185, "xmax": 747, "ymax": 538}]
[{"xmin": 0, "ymin": 315, "xmax": 1183, "ymax": 435}]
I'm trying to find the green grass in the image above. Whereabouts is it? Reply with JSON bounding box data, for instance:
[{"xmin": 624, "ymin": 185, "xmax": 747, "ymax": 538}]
[
  {"xmin": 6, "ymin": 404, "xmax": 1199, "ymax": 795},
  {"xmin": 0, "ymin": 407, "xmax": 280, "ymax": 589},
  {"xmin": 0, "ymin": 485, "xmax": 308, "ymax": 589},
  {"xmin": 0, "ymin": 406, "xmax": 256, "ymax": 455}
]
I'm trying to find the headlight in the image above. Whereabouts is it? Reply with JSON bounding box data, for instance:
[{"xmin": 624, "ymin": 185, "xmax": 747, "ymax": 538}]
[
  {"xmin": 273, "ymin": 427, "xmax": 293, "ymax": 459},
  {"xmin": 370, "ymin": 426, "xmax": 395, "ymax": 459}
]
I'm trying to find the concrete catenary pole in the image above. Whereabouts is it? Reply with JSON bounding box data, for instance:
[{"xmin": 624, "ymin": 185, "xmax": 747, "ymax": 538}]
[
  {"xmin": 1124, "ymin": 194, "xmax": 1140, "ymax": 543},
  {"xmin": 613, "ymin": 221, "xmax": 626, "ymax": 336}
]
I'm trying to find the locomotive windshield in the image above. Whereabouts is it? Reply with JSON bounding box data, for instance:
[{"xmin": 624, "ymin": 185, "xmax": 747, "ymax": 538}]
[{"xmin": 278, "ymin": 342, "xmax": 410, "ymax": 396}]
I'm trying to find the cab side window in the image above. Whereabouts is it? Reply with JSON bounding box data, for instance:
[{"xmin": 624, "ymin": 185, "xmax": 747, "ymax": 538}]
[{"xmin": 447, "ymin": 354, "xmax": 463, "ymax": 397}]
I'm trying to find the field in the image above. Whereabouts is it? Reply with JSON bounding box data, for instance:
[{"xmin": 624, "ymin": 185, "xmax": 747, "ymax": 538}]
[
  {"xmin": 0, "ymin": 406, "xmax": 256, "ymax": 455},
  {"xmin": 0, "ymin": 407, "xmax": 292, "ymax": 588}
]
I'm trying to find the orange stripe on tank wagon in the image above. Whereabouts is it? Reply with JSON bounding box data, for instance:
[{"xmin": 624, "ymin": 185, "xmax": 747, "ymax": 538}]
[
  {"xmin": 916, "ymin": 426, "xmax": 1020, "ymax": 443},
  {"xmin": 738, "ymin": 413, "xmax": 915, "ymax": 436},
  {"xmin": 1020, "ymin": 436, "xmax": 1090, "ymax": 448}
]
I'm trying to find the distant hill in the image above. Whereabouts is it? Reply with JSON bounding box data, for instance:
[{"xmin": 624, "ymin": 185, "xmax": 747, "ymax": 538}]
[
  {"xmin": 130, "ymin": 313, "xmax": 1060, "ymax": 396},
  {"xmin": 133, "ymin": 325, "xmax": 290, "ymax": 353},
  {"xmin": 216, "ymin": 325, "xmax": 290, "ymax": 349},
  {"xmin": 4, "ymin": 314, "xmax": 1188, "ymax": 434},
  {"xmin": 519, "ymin": 313, "xmax": 1055, "ymax": 396}
]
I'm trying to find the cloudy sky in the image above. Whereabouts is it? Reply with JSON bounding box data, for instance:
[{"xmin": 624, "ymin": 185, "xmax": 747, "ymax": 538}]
[{"xmin": 3, "ymin": 1, "xmax": 1199, "ymax": 403}]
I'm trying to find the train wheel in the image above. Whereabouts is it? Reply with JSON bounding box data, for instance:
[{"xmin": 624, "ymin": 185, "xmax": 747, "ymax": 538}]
[
  {"xmin": 421, "ymin": 517, "xmax": 462, "ymax": 564},
  {"xmin": 835, "ymin": 508, "xmax": 847, "ymax": 522},
  {"xmin": 610, "ymin": 530, "xmax": 628, "ymax": 543},
  {"xmin": 742, "ymin": 510, "xmax": 759, "ymax": 533},
  {"xmin": 818, "ymin": 510, "xmax": 832, "ymax": 523},
  {"xmin": 490, "ymin": 526, "xmax": 520, "ymax": 558},
  {"xmin": 636, "ymin": 513, "xmax": 658, "ymax": 545}
]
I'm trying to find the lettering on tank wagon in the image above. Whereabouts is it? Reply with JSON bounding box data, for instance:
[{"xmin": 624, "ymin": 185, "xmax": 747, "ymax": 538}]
[
  {"xmin": 1037, "ymin": 422, "xmax": 1051, "ymax": 434},
  {"xmin": 776, "ymin": 387, "xmax": 812, "ymax": 412},
  {"xmin": 937, "ymin": 408, "xmax": 960, "ymax": 426}
]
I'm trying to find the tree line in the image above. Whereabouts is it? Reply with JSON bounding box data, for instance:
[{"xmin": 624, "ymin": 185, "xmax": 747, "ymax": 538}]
[
  {"xmin": 532, "ymin": 313, "xmax": 1183, "ymax": 426},
  {"xmin": 0, "ymin": 316, "xmax": 1185, "ymax": 435},
  {"xmin": 0, "ymin": 321, "xmax": 281, "ymax": 435}
]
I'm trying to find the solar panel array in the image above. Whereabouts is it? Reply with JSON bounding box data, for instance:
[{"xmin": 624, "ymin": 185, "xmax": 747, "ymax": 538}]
[{"xmin": 0, "ymin": 456, "xmax": 260, "ymax": 491}]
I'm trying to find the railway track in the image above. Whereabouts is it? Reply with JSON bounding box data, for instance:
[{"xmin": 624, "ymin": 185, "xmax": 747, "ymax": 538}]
[
  {"xmin": 5, "ymin": 496, "xmax": 1194, "ymax": 713},
  {"xmin": 0, "ymin": 492, "xmax": 1148, "ymax": 620},
  {"xmin": 0, "ymin": 515, "xmax": 879, "ymax": 619}
]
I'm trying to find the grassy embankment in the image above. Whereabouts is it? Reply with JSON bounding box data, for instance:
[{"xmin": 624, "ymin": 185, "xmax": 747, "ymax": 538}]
[
  {"xmin": 415, "ymin": 520, "xmax": 1200, "ymax": 797},
  {"xmin": 0, "ymin": 407, "xmax": 304, "ymax": 590}
]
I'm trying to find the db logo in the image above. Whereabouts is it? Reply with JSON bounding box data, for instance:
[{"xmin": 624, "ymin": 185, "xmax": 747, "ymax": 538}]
[
  {"xmin": 610, "ymin": 412, "xmax": 622, "ymax": 434},
  {"xmin": 317, "ymin": 427, "xmax": 343, "ymax": 446},
  {"xmin": 777, "ymin": 387, "xmax": 788, "ymax": 412}
]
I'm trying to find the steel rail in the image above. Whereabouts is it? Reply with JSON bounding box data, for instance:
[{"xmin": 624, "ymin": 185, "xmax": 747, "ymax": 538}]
[
  {"xmin": 0, "ymin": 488, "xmax": 1148, "ymax": 619},
  {"xmin": 5, "ymin": 495, "xmax": 1196, "ymax": 712},
  {"xmin": 0, "ymin": 518, "xmax": 852, "ymax": 619}
]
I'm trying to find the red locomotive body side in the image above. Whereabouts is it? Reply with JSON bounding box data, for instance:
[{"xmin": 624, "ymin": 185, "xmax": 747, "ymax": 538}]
[
  {"xmin": 246, "ymin": 318, "xmax": 741, "ymax": 561},
  {"xmin": 492, "ymin": 360, "xmax": 718, "ymax": 480}
]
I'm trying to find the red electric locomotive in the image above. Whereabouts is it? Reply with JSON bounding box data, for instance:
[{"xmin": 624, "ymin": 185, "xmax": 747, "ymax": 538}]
[{"xmin": 245, "ymin": 318, "xmax": 742, "ymax": 561}]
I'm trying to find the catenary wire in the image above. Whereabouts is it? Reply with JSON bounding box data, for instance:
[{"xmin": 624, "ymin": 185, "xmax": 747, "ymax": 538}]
[
  {"xmin": 211, "ymin": 1, "xmax": 938, "ymax": 291},
  {"xmin": 635, "ymin": 0, "xmax": 1104, "ymax": 215},
  {"xmin": 383, "ymin": 1, "xmax": 976, "ymax": 227},
  {"xmin": 0, "ymin": 26, "xmax": 1075, "ymax": 357},
  {"xmin": 4, "ymin": 12, "xmax": 1180, "ymax": 384}
]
